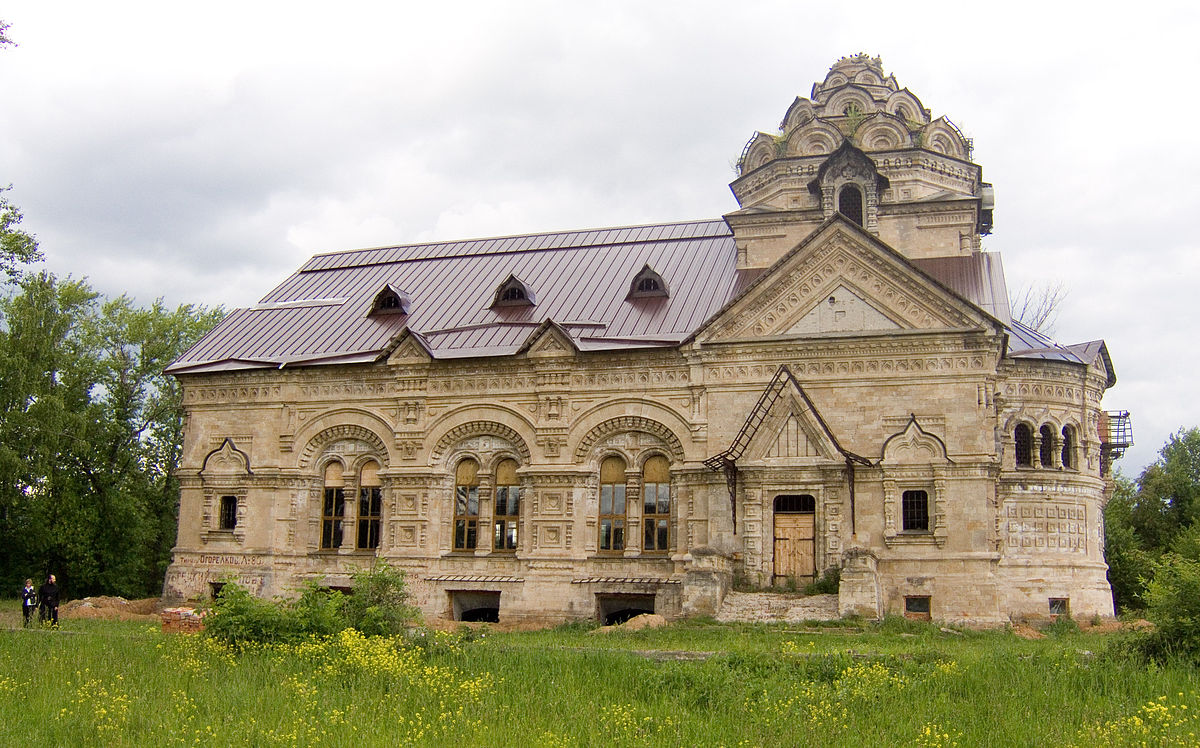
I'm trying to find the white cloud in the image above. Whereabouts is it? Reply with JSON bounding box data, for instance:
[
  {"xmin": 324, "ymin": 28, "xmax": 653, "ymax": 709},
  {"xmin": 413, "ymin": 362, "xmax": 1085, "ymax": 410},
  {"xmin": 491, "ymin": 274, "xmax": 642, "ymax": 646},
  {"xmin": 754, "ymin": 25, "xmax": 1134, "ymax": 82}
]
[{"xmin": 1, "ymin": 0, "xmax": 1197, "ymax": 473}]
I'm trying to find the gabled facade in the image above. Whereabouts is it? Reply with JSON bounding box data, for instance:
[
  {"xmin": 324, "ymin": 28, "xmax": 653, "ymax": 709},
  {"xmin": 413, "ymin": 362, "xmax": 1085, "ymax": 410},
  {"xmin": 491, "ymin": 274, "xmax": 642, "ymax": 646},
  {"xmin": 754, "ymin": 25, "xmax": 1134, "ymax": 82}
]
[{"xmin": 164, "ymin": 55, "xmax": 1124, "ymax": 625}]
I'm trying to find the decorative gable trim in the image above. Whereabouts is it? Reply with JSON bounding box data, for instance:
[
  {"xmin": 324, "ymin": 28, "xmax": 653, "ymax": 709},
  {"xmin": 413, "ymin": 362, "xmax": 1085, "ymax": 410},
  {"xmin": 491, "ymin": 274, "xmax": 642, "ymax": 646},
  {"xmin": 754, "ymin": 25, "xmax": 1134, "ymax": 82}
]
[
  {"xmin": 200, "ymin": 437, "xmax": 253, "ymax": 479},
  {"xmin": 383, "ymin": 329, "xmax": 433, "ymax": 365},
  {"xmin": 880, "ymin": 415, "xmax": 951, "ymax": 465},
  {"xmin": 691, "ymin": 215, "xmax": 1001, "ymax": 345},
  {"xmin": 518, "ymin": 320, "xmax": 578, "ymax": 358}
]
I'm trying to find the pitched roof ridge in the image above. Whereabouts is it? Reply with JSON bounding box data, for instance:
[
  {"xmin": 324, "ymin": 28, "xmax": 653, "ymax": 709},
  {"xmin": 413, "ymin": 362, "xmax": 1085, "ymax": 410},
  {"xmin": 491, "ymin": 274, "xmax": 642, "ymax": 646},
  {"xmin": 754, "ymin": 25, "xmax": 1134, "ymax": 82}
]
[{"xmin": 304, "ymin": 217, "xmax": 730, "ymax": 266}]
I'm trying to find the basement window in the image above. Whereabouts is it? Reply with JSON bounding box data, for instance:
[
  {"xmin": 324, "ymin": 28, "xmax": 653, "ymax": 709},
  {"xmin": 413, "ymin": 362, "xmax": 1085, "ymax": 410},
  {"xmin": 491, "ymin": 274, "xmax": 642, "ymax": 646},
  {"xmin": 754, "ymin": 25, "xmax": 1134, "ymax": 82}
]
[
  {"xmin": 1049, "ymin": 598, "xmax": 1070, "ymax": 617},
  {"xmin": 597, "ymin": 594, "xmax": 655, "ymax": 625},
  {"xmin": 904, "ymin": 595, "xmax": 931, "ymax": 621},
  {"xmin": 451, "ymin": 590, "xmax": 500, "ymax": 622}
]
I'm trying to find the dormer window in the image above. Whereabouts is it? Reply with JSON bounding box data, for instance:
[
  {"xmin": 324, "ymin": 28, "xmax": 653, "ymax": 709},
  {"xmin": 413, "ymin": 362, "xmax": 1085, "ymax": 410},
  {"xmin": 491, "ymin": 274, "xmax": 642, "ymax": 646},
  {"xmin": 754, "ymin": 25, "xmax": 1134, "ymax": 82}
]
[
  {"xmin": 627, "ymin": 265, "xmax": 669, "ymax": 299},
  {"xmin": 493, "ymin": 275, "xmax": 535, "ymax": 308},
  {"xmin": 369, "ymin": 284, "xmax": 410, "ymax": 316}
]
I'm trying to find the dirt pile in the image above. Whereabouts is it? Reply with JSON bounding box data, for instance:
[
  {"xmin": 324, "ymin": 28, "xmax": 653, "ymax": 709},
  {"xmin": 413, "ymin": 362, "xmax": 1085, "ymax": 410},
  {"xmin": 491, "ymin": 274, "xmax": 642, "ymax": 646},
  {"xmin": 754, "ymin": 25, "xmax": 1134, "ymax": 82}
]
[{"xmin": 61, "ymin": 596, "xmax": 162, "ymax": 622}]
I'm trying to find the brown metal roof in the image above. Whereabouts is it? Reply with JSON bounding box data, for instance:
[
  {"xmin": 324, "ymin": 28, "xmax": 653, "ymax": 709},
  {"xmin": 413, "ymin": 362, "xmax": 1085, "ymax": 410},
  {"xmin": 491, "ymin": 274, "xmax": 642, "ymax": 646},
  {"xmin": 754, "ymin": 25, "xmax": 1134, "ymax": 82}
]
[
  {"xmin": 912, "ymin": 253, "xmax": 1011, "ymax": 324},
  {"xmin": 170, "ymin": 217, "xmax": 1104, "ymax": 376},
  {"xmin": 169, "ymin": 219, "xmax": 744, "ymax": 372}
]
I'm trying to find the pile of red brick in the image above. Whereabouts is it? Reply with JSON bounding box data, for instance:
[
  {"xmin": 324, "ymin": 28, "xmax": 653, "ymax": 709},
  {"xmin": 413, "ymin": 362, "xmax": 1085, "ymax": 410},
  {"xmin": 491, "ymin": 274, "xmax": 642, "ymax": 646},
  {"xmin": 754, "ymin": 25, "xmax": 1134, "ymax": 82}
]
[{"xmin": 161, "ymin": 607, "xmax": 206, "ymax": 634}]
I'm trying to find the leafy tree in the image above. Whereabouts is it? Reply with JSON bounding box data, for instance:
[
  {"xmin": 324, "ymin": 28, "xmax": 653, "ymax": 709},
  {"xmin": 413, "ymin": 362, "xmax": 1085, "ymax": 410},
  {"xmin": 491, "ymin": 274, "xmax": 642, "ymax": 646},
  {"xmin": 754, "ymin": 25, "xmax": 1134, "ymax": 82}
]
[
  {"xmin": 1130, "ymin": 429, "xmax": 1200, "ymax": 549},
  {"xmin": 0, "ymin": 186, "xmax": 42, "ymax": 281},
  {"xmin": 1103, "ymin": 474, "xmax": 1153, "ymax": 610},
  {"xmin": 0, "ymin": 273, "xmax": 222, "ymax": 597}
]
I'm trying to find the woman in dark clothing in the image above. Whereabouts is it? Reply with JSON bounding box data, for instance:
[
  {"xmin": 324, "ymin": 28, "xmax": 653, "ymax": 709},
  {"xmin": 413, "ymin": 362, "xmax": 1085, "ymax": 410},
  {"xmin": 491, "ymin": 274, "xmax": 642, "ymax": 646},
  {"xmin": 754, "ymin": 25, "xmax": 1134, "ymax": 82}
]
[
  {"xmin": 21, "ymin": 579, "xmax": 37, "ymax": 627},
  {"xmin": 38, "ymin": 574, "xmax": 59, "ymax": 626}
]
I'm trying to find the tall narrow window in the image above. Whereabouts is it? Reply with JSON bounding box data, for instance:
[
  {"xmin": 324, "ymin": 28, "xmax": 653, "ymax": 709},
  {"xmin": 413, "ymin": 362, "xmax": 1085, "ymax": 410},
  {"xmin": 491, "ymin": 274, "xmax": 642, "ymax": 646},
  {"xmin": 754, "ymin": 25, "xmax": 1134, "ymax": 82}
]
[
  {"xmin": 1039, "ymin": 425, "xmax": 1056, "ymax": 468},
  {"xmin": 901, "ymin": 490, "xmax": 929, "ymax": 531},
  {"xmin": 357, "ymin": 460, "xmax": 382, "ymax": 550},
  {"xmin": 219, "ymin": 495, "xmax": 238, "ymax": 530},
  {"xmin": 1014, "ymin": 424, "xmax": 1033, "ymax": 467},
  {"xmin": 838, "ymin": 184, "xmax": 864, "ymax": 226},
  {"xmin": 598, "ymin": 456, "xmax": 627, "ymax": 552},
  {"xmin": 642, "ymin": 456, "xmax": 670, "ymax": 552},
  {"xmin": 453, "ymin": 459, "xmax": 480, "ymax": 551},
  {"xmin": 321, "ymin": 462, "xmax": 345, "ymax": 549},
  {"xmin": 1062, "ymin": 425, "xmax": 1077, "ymax": 470},
  {"xmin": 493, "ymin": 459, "xmax": 520, "ymax": 552}
]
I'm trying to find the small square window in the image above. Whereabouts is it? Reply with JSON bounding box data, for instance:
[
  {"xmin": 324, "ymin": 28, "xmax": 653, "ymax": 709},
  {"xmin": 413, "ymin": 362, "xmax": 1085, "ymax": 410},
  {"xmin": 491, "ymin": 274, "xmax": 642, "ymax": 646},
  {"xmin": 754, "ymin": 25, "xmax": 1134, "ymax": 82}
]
[
  {"xmin": 1049, "ymin": 598, "xmax": 1070, "ymax": 617},
  {"xmin": 904, "ymin": 595, "xmax": 931, "ymax": 621}
]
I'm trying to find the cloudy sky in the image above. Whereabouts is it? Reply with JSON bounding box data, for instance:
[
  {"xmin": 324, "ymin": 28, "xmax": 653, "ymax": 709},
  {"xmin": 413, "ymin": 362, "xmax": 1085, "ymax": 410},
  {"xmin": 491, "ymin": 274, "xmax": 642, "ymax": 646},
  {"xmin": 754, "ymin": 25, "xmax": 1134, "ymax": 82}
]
[{"xmin": 1, "ymin": 1, "xmax": 1196, "ymax": 475}]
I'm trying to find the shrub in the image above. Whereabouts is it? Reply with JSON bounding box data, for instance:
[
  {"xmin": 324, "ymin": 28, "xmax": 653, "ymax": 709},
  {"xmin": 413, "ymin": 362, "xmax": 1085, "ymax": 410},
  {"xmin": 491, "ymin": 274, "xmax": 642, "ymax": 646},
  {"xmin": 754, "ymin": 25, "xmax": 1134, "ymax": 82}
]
[
  {"xmin": 341, "ymin": 562, "xmax": 420, "ymax": 636},
  {"xmin": 1133, "ymin": 553, "xmax": 1200, "ymax": 663},
  {"xmin": 203, "ymin": 583, "xmax": 303, "ymax": 648},
  {"xmin": 804, "ymin": 567, "xmax": 840, "ymax": 595}
]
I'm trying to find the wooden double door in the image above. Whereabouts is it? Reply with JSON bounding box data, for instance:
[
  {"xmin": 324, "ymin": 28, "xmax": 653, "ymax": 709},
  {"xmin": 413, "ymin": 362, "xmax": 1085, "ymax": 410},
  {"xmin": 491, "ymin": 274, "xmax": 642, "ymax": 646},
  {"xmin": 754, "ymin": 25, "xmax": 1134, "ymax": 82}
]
[{"xmin": 773, "ymin": 494, "xmax": 816, "ymax": 584}]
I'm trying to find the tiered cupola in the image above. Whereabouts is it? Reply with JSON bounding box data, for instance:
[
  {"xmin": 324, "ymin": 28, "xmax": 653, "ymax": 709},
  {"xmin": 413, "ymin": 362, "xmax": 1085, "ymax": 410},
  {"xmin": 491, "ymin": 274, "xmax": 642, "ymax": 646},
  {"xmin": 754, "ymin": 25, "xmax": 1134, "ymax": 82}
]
[{"xmin": 727, "ymin": 54, "xmax": 994, "ymax": 268}]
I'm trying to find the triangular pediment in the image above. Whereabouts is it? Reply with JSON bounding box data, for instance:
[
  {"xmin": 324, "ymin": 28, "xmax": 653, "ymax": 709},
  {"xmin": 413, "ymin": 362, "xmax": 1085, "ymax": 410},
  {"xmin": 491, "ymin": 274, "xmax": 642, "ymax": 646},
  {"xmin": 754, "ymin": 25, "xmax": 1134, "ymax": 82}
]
[
  {"xmin": 384, "ymin": 330, "xmax": 432, "ymax": 365},
  {"xmin": 519, "ymin": 321, "xmax": 577, "ymax": 359},
  {"xmin": 745, "ymin": 391, "xmax": 840, "ymax": 463},
  {"xmin": 695, "ymin": 218, "xmax": 997, "ymax": 344}
]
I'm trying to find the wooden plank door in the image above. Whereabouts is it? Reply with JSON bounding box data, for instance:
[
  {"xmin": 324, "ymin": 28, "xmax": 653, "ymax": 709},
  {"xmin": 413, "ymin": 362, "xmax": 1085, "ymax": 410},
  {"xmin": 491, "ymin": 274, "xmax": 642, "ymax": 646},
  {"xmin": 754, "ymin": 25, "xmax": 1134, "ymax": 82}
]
[{"xmin": 773, "ymin": 514, "xmax": 815, "ymax": 582}]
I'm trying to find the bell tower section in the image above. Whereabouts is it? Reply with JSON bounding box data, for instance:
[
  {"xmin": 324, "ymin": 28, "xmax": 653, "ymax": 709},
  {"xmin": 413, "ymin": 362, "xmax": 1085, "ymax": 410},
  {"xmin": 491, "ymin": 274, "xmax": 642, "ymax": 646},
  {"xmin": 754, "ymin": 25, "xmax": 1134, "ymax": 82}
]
[{"xmin": 727, "ymin": 54, "xmax": 994, "ymax": 268}]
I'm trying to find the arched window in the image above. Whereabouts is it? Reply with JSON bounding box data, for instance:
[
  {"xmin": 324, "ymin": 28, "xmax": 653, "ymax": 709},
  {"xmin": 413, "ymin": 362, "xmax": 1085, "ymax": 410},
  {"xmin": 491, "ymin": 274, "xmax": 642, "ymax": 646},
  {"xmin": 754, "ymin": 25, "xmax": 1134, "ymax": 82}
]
[
  {"xmin": 1014, "ymin": 424, "xmax": 1033, "ymax": 467},
  {"xmin": 1062, "ymin": 425, "xmax": 1077, "ymax": 470},
  {"xmin": 321, "ymin": 461, "xmax": 346, "ymax": 549},
  {"xmin": 453, "ymin": 459, "xmax": 480, "ymax": 551},
  {"xmin": 493, "ymin": 458, "xmax": 520, "ymax": 552},
  {"xmin": 642, "ymin": 456, "xmax": 670, "ymax": 552},
  {"xmin": 357, "ymin": 460, "xmax": 382, "ymax": 550},
  {"xmin": 627, "ymin": 265, "xmax": 669, "ymax": 299},
  {"xmin": 598, "ymin": 456, "xmax": 627, "ymax": 552},
  {"xmin": 1039, "ymin": 425, "xmax": 1056, "ymax": 468},
  {"xmin": 218, "ymin": 495, "xmax": 238, "ymax": 530},
  {"xmin": 838, "ymin": 185, "xmax": 864, "ymax": 226},
  {"xmin": 902, "ymin": 490, "xmax": 929, "ymax": 531}
]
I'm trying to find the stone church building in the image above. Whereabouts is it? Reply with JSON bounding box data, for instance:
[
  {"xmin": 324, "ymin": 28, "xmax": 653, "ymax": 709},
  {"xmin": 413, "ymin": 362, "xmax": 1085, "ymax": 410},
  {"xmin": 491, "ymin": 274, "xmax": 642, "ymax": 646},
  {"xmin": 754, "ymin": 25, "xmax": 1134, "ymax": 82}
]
[{"xmin": 164, "ymin": 55, "xmax": 1128, "ymax": 625}]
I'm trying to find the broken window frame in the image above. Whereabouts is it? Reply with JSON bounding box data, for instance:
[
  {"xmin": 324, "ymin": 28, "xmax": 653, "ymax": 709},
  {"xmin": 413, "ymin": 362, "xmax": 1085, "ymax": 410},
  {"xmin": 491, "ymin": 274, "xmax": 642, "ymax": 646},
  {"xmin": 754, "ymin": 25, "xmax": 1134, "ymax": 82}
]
[
  {"xmin": 598, "ymin": 455, "xmax": 627, "ymax": 553},
  {"xmin": 493, "ymin": 458, "xmax": 520, "ymax": 552},
  {"xmin": 357, "ymin": 460, "xmax": 382, "ymax": 551},
  {"xmin": 641, "ymin": 455, "xmax": 671, "ymax": 553},
  {"xmin": 321, "ymin": 461, "xmax": 346, "ymax": 550},
  {"xmin": 453, "ymin": 458, "xmax": 480, "ymax": 551}
]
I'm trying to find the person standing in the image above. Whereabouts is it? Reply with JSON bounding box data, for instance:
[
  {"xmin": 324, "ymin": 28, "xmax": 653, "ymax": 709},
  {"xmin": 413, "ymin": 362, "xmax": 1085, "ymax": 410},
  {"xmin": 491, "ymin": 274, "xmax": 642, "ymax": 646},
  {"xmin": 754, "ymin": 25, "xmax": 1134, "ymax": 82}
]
[
  {"xmin": 20, "ymin": 579, "xmax": 37, "ymax": 627},
  {"xmin": 38, "ymin": 574, "xmax": 59, "ymax": 627}
]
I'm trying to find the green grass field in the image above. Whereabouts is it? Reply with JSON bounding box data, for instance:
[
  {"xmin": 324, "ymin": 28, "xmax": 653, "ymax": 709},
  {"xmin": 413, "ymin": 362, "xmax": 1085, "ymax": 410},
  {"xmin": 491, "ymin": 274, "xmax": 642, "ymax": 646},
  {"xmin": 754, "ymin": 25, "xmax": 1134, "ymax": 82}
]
[{"xmin": 1, "ymin": 603, "xmax": 1197, "ymax": 747}]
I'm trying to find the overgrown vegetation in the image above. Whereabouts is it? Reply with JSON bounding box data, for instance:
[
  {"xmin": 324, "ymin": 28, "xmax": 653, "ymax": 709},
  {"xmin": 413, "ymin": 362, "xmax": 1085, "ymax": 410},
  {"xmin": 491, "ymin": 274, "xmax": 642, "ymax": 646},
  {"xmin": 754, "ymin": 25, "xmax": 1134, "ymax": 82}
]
[
  {"xmin": 204, "ymin": 563, "xmax": 419, "ymax": 648},
  {"xmin": 3, "ymin": 609, "xmax": 1199, "ymax": 746},
  {"xmin": 1105, "ymin": 427, "xmax": 1200, "ymax": 664}
]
